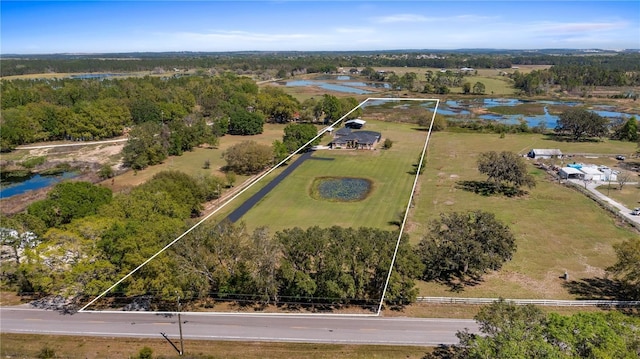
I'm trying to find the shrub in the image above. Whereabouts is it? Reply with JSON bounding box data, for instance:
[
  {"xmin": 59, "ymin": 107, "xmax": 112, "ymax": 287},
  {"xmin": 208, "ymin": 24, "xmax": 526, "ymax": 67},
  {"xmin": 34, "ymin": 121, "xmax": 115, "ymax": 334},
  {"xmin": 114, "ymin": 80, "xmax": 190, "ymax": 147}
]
[
  {"xmin": 136, "ymin": 346, "xmax": 153, "ymax": 359},
  {"xmin": 36, "ymin": 345, "xmax": 56, "ymax": 359},
  {"xmin": 21, "ymin": 156, "xmax": 46, "ymax": 169},
  {"xmin": 98, "ymin": 163, "xmax": 115, "ymax": 179}
]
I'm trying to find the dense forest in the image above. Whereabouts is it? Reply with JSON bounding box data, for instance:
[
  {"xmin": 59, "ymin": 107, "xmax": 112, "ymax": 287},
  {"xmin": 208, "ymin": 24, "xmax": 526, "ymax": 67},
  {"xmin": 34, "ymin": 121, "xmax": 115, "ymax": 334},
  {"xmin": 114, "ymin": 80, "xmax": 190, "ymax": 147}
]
[{"xmin": 0, "ymin": 73, "xmax": 360, "ymax": 156}]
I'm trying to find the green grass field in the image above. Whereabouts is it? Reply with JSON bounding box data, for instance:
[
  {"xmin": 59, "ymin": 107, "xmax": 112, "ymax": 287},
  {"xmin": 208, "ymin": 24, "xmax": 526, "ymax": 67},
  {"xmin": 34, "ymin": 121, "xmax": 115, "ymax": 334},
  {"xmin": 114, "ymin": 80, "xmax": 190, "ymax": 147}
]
[
  {"xmin": 412, "ymin": 132, "xmax": 638, "ymax": 299},
  {"xmin": 450, "ymin": 75, "xmax": 516, "ymax": 96},
  {"xmin": 596, "ymin": 182, "xmax": 640, "ymax": 209},
  {"xmin": 238, "ymin": 119, "xmax": 426, "ymax": 232}
]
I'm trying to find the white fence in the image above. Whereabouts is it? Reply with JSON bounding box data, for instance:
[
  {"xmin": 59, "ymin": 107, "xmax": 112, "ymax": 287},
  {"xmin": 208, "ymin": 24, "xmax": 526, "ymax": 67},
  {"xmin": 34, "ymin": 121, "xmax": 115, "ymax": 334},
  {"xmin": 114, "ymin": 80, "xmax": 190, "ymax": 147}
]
[{"xmin": 416, "ymin": 297, "xmax": 640, "ymax": 307}]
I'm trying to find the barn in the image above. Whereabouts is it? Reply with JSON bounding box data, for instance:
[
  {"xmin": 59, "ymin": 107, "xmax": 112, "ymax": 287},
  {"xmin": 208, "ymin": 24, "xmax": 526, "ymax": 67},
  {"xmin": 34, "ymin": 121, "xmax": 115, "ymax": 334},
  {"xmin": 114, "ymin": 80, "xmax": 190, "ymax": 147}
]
[
  {"xmin": 559, "ymin": 167, "xmax": 583, "ymax": 179},
  {"xmin": 528, "ymin": 149, "xmax": 563, "ymax": 159}
]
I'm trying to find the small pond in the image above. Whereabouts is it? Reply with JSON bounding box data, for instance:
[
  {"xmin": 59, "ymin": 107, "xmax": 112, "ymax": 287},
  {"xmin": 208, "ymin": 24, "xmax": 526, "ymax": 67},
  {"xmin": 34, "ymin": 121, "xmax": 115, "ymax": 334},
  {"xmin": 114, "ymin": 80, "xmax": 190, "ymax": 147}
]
[
  {"xmin": 68, "ymin": 73, "xmax": 126, "ymax": 80},
  {"xmin": 282, "ymin": 80, "xmax": 373, "ymax": 94},
  {"xmin": 0, "ymin": 172, "xmax": 78, "ymax": 199},
  {"xmin": 311, "ymin": 177, "xmax": 372, "ymax": 202},
  {"xmin": 280, "ymin": 75, "xmax": 391, "ymax": 94}
]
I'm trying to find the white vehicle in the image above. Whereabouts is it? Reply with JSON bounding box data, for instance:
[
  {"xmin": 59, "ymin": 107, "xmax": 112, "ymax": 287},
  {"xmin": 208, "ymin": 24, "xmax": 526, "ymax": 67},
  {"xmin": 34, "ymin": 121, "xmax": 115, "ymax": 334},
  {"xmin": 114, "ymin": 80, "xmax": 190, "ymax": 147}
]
[{"xmin": 631, "ymin": 208, "xmax": 640, "ymax": 216}]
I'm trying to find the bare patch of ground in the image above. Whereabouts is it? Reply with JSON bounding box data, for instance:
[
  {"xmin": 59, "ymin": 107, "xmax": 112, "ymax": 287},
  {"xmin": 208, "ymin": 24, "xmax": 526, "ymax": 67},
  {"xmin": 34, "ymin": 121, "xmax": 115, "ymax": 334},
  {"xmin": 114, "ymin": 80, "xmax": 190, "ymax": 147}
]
[{"xmin": 1, "ymin": 141, "xmax": 125, "ymax": 215}]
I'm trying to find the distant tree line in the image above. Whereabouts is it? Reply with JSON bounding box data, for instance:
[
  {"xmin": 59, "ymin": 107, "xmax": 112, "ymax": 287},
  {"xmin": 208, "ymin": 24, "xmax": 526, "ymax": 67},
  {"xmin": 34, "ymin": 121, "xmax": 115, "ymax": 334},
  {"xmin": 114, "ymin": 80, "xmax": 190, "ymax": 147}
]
[
  {"xmin": 3, "ymin": 52, "xmax": 639, "ymax": 78},
  {"xmin": 511, "ymin": 65, "xmax": 640, "ymax": 95}
]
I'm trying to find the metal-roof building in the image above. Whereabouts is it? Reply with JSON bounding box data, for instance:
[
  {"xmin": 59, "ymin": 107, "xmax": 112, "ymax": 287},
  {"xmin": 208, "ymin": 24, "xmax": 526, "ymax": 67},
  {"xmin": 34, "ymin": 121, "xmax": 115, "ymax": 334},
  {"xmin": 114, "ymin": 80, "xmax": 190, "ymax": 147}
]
[{"xmin": 528, "ymin": 149, "xmax": 563, "ymax": 159}]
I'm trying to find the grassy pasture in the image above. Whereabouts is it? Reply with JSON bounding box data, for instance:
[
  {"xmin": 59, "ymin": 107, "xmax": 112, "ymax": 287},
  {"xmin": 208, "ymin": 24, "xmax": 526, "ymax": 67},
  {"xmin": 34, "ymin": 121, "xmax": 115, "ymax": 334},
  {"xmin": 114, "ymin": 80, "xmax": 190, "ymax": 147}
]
[
  {"xmin": 203, "ymin": 109, "xmax": 638, "ymax": 300},
  {"xmin": 412, "ymin": 132, "xmax": 638, "ymax": 299},
  {"xmin": 450, "ymin": 75, "xmax": 516, "ymax": 96},
  {"xmin": 596, "ymin": 182, "xmax": 640, "ymax": 209}
]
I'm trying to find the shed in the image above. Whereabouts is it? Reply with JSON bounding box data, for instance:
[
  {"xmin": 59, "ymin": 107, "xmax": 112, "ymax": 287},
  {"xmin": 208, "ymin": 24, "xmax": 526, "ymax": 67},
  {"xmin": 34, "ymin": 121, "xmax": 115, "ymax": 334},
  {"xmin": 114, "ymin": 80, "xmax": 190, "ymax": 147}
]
[
  {"xmin": 579, "ymin": 166, "xmax": 604, "ymax": 181},
  {"xmin": 344, "ymin": 119, "xmax": 366, "ymax": 129},
  {"xmin": 528, "ymin": 149, "xmax": 563, "ymax": 159},
  {"xmin": 559, "ymin": 167, "xmax": 583, "ymax": 179}
]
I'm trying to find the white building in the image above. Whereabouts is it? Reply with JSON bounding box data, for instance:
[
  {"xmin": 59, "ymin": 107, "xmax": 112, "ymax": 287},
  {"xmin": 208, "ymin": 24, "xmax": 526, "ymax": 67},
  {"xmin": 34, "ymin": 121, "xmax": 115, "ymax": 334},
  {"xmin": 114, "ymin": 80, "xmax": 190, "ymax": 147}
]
[
  {"xmin": 579, "ymin": 166, "xmax": 605, "ymax": 181},
  {"xmin": 528, "ymin": 149, "xmax": 563, "ymax": 159},
  {"xmin": 559, "ymin": 167, "xmax": 583, "ymax": 179}
]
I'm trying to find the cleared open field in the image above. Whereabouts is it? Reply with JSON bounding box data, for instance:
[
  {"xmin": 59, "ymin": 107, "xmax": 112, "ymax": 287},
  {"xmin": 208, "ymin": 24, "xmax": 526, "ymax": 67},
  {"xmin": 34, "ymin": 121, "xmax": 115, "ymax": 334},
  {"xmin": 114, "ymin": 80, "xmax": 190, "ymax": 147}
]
[
  {"xmin": 412, "ymin": 132, "xmax": 638, "ymax": 299},
  {"xmin": 201, "ymin": 112, "xmax": 639, "ymax": 301},
  {"xmin": 175, "ymin": 115, "xmax": 639, "ymax": 301},
  {"xmin": 449, "ymin": 75, "xmax": 516, "ymax": 95}
]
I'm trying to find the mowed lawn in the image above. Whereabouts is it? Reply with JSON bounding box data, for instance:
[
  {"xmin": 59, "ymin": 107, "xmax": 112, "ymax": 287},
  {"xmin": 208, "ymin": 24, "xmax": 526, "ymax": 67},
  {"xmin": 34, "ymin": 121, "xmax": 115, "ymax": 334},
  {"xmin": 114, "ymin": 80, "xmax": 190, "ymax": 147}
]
[
  {"xmin": 412, "ymin": 132, "xmax": 639, "ymax": 299},
  {"xmin": 238, "ymin": 120, "xmax": 427, "ymax": 232}
]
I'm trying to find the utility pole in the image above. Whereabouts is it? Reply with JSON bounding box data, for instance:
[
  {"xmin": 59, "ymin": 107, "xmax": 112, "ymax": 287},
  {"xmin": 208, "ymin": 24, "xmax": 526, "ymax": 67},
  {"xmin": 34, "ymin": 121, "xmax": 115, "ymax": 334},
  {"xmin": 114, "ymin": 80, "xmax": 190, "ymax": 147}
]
[
  {"xmin": 160, "ymin": 295, "xmax": 185, "ymax": 356},
  {"xmin": 177, "ymin": 295, "xmax": 184, "ymax": 356}
]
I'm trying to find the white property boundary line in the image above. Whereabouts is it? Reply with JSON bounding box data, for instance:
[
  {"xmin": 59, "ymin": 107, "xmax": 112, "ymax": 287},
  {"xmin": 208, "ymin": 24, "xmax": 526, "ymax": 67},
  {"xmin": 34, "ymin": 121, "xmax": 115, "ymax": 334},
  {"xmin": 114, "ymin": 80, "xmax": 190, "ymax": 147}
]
[
  {"xmin": 376, "ymin": 98, "xmax": 439, "ymax": 315},
  {"xmin": 79, "ymin": 97, "xmax": 440, "ymax": 315}
]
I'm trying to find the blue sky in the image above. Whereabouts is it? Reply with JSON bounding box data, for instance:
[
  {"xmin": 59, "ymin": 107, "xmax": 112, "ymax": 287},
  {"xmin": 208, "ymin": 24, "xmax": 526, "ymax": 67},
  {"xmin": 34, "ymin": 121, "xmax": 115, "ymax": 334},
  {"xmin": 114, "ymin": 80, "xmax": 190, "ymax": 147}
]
[{"xmin": 1, "ymin": 1, "xmax": 639, "ymax": 54}]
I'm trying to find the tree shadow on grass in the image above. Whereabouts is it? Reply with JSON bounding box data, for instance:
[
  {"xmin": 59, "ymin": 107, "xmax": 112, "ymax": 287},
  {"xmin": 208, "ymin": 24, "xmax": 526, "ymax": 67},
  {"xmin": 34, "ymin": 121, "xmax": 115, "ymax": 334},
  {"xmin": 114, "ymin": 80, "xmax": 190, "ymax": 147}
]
[
  {"xmin": 563, "ymin": 277, "xmax": 640, "ymax": 316},
  {"xmin": 456, "ymin": 180, "xmax": 527, "ymax": 197},
  {"xmin": 563, "ymin": 277, "xmax": 639, "ymax": 301},
  {"xmin": 430, "ymin": 276, "xmax": 484, "ymax": 293},
  {"xmin": 541, "ymin": 134, "xmax": 603, "ymax": 143}
]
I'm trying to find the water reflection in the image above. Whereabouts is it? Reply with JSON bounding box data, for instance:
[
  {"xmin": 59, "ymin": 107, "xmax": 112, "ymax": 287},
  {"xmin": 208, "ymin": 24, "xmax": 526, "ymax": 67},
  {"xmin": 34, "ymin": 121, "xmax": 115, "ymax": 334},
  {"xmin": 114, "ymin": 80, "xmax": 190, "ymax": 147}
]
[
  {"xmin": 428, "ymin": 98, "xmax": 638, "ymax": 128},
  {"xmin": 0, "ymin": 172, "xmax": 78, "ymax": 199},
  {"xmin": 280, "ymin": 76, "xmax": 390, "ymax": 94}
]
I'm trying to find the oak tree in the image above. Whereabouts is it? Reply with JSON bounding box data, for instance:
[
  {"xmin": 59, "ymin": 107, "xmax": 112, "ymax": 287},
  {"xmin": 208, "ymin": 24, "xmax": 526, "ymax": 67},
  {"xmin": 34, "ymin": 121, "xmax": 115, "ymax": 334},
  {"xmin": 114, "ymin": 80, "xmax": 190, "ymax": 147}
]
[
  {"xmin": 222, "ymin": 140, "xmax": 273, "ymax": 175},
  {"xmin": 477, "ymin": 151, "xmax": 535, "ymax": 192},
  {"xmin": 555, "ymin": 108, "xmax": 608, "ymax": 141},
  {"xmin": 418, "ymin": 210, "xmax": 516, "ymax": 287}
]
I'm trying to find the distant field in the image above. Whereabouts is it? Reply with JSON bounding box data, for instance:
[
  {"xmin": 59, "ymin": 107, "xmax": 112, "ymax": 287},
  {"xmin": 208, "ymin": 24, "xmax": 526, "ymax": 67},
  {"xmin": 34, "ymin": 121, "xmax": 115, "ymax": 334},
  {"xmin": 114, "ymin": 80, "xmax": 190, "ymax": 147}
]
[{"xmin": 450, "ymin": 75, "xmax": 516, "ymax": 95}]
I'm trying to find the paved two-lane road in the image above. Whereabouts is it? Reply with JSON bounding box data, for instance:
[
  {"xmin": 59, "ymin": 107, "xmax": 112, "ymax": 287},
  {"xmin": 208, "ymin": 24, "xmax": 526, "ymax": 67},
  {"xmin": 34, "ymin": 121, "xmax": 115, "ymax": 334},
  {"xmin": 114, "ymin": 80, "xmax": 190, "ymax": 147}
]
[{"xmin": 0, "ymin": 306, "xmax": 476, "ymax": 346}]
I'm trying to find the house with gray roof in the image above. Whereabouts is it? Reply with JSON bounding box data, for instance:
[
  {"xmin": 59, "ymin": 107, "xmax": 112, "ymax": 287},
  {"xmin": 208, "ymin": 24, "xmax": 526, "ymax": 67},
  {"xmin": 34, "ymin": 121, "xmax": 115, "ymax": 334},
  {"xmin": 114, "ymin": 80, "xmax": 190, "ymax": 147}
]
[{"xmin": 331, "ymin": 128, "xmax": 381, "ymax": 150}]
